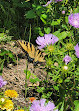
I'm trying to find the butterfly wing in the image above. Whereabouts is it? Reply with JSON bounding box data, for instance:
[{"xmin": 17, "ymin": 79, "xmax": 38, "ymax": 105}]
[
  {"xmin": 17, "ymin": 40, "xmax": 45, "ymax": 64},
  {"xmin": 28, "ymin": 43, "xmax": 35, "ymax": 59},
  {"xmin": 34, "ymin": 50, "xmax": 45, "ymax": 62},
  {"xmin": 17, "ymin": 40, "xmax": 28, "ymax": 52}
]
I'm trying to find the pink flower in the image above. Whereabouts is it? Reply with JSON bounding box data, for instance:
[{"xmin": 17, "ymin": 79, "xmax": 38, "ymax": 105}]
[
  {"xmin": 36, "ymin": 34, "xmax": 59, "ymax": 49},
  {"xmin": 62, "ymin": 10, "xmax": 65, "ymax": 14},
  {"xmin": 30, "ymin": 99, "xmax": 58, "ymax": 111},
  {"xmin": 68, "ymin": 13, "xmax": 79, "ymax": 28}
]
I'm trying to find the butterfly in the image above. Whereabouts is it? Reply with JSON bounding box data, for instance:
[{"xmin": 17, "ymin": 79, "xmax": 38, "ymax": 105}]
[{"xmin": 16, "ymin": 40, "xmax": 45, "ymax": 65}]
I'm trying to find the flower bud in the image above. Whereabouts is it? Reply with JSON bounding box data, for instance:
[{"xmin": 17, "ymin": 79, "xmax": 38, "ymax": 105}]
[
  {"xmin": 63, "ymin": 66, "xmax": 68, "ymax": 70},
  {"xmin": 62, "ymin": 10, "xmax": 65, "ymax": 14},
  {"xmin": 65, "ymin": 43, "xmax": 74, "ymax": 50}
]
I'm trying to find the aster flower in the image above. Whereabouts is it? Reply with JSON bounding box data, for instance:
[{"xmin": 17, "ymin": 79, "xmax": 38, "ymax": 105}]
[
  {"xmin": 30, "ymin": 99, "xmax": 58, "ymax": 111},
  {"xmin": 36, "ymin": 34, "xmax": 59, "ymax": 49},
  {"xmin": 4, "ymin": 90, "xmax": 18, "ymax": 98},
  {"xmin": 43, "ymin": 0, "xmax": 52, "ymax": 7},
  {"xmin": 68, "ymin": 13, "xmax": 79, "ymax": 28},
  {"xmin": 74, "ymin": 43, "xmax": 79, "ymax": 58},
  {"xmin": 0, "ymin": 76, "xmax": 7, "ymax": 88},
  {"xmin": 63, "ymin": 55, "xmax": 72, "ymax": 65}
]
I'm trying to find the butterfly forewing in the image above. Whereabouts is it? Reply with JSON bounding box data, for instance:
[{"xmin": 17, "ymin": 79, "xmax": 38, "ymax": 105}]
[{"xmin": 18, "ymin": 40, "xmax": 28, "ymax": 52}]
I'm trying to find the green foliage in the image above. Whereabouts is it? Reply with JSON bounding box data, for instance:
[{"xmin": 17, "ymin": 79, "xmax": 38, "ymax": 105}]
[
  {"xmin": 0, "ymin": 32, "xmax": 12, "ymax": 43},
  {"xmin": 25, "ymin": 10, "xmax": 36, "ymax": 19},
  {"xmin": 24, "ymin": 69, "xmax": 40, "ymax": 84},
  {"xmin": 0, "ymin": 49, "xmax": 16, "ymax": 75},
  {"xmin": 74, "ymin": 100, "xmax": 79, "ymax": 111}
]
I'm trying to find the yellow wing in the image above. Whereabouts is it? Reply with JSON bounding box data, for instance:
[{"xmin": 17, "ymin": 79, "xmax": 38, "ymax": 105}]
[
  {"xmin": 34, "ymin": 50, "xmax": 45, "ymax": 62},
  {"xmin": 17, "ymin": 40, "xmax": 45, "ymax": 63},
  {"xmin": 17, "ymin": 40, "xmax": 28, "ymax": 52}
]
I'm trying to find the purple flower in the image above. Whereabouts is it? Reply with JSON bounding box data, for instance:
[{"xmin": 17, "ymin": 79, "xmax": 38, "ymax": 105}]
[
  {"xmin": 74, "ymin": 43, "xmax": 79, "ymax": 58},
  {"xmin": 68, "ymin": 13, "xmax": 79, "ymax": 28},
  {"xmin": 0, "ymin": 76, "xmax": 7, "ymax": 88},
  {"xmin": 43, "ymin": 0, "xmax": 52, "ymax": 7},
  {"xmin": 30, "ymin": 99, "xmax": 58, "ymax": 111},
  {"xmin": 63, "ymin": 55, "xmax": 72, "ymax": 65},
  {"xmin": 36, "ymin": 34, "xmax": 59, "ymax": 49}
]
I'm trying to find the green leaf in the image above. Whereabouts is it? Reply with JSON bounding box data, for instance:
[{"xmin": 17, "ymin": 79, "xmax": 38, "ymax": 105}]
[
  {"xmin": 24, "ymin": 70, "xmax": 31, "ymax": 79},
  {"xmin": 8, "ymin": 53, "xmax": 14, "ymax": 58},
  {"xmin": 65, "ymin": 0, "xmax": 69, "ymax": 5},
  {"xmin": 40, "ymin": 17, "xmax": 46, "ymax": 24},
  {"xmin": 37, "ymin": 87, "xmax": 45, "ymax": 93},
  {"xmin": 41, "ymin": 14, "xmax": 47, "ymax": 19},
  {"xmin": 25, "ymin": 10, "xmax": 36, "ymax": 19},
  {"xmin": 51, "ymin": 19, "xmax": 61, "ymax": 26},
  {"xmin": 44, "ymin": 27, "xmax": 51, "ymax": 34},
  {"xmin": 30, "ymin": 77, "xmax": 40, "ymax": 83},
  {"xmin": 53, "ymin": 85, "xmax": 59, "ymax": 90},
  {"xmin": 39, "ymin": 30, "xmax": 44, "ymax": 36},
  {"xmin": 73, "ymin": 7, "xmax": 79, "ymax": 13},
  {"xmin": 0, "ymin": 49, "xmax": 7, "ymax": 56},
  {"xmin": 64, "ymin": 77, "xmax": 71, "ymax": 82},
  {"xmin": 59, "ymin": 101, "xmax": 64, "ymax": 111},
  {"xmin": 53, "ymin": 30, "xmax": 60, "ymax": 36},
  {"xmin": 27, "ymin": 70, "xmax": 31, "ymax": 79},
  {"xmin": 65, "ymin": 16, "xmax": 68, "ymax": 24},
  {"xmin": 62, "ymin": 24, "xmax": 68, "ymax": 30},
  {"xmin": 53, "ymin": 31, "xmax": 69, "ymax": 40},
  {"xmin": 74, "ymin": 100, "xmax": 79, "ymax": 111}
]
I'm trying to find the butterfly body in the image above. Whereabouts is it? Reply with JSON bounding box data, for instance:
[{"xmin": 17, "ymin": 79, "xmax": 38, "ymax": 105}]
[{"xmin": 16, "ymin": 40, "xmax": 45, "ymax": 65}]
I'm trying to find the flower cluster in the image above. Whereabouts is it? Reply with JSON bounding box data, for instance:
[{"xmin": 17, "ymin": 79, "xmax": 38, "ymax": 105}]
[
  {"xmin": 68, "ymin": 13, "xmax": 79, "ymax": 28},
  {"xmin": 0, "ymin": 76, "xmax": 7, "ymax": 88},
  {"xmin": 74, "ymin": 43, "xmax": 79, "ymax": 58},
  {"xmin": 30, "ymin": 99, "xmax": 58, "ymax": 111},
  {"xmin": 36, "ymin": 34, "xmax": 59, "ymax": 49}
]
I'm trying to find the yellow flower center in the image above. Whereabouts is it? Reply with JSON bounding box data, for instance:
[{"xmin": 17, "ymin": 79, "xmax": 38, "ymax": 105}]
[{"xmin": 47, "ymin": 45, "xmax": 54, "ymax": 52}]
